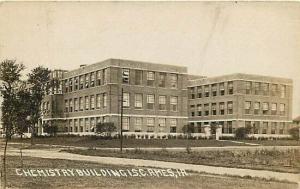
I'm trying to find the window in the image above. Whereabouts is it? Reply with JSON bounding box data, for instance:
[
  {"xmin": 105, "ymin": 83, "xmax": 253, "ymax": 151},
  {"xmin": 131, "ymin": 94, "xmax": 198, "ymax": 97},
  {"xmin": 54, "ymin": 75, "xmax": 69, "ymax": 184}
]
[
  {"xmin": 219, "ymin": 102, "xmax": 225, "ymax": 115},
  {"xmin": 85, "ymin": 74, "xmax": 89, "ymax": 88},
  {"xmin": 96, "ymin": 94, "xmax": 101, "ymax": 109},
  {"xmin": 90, "ymin": 95, "xmax": 95, "ymax": 110},
  {"xmin": 227, "ymin": 121, "xmax": 233, "ymax": 133},
  {"xmin": 271, "ymin": 122, "xmax": 277, "ymax": 134},
  {"xmin": 147, "ymin": 94, "xmax": 155, "ymax": 109},
  {"xmin": 74, "ymin": 77, "xmax": 79, "ymax": 90},
  {"xmin": 135, "ymin": 94, "xmax": 143, "ymax": 109},
  {"xmin": 280, "ymin": 85, "xmax": 286, "ymax": 98},
  {"xmin": 254, "ymin": 102, "xmax": 260, "ymax": 115},
  {"xmin": 158, "ymin": 73, "xmax": 166, "ymax": 87},
  {"xmin": 245, "ymin": 101, "xmax": 251, "ymax": 114},
  {"xmin": 74, "ymin": 119, "xmax": 78, "ymax": 132},
  {"xmin": 103, "ymin": 69, "xmax": 108, "ymax": 84},
  {"xmin": 79, "ymin": 97, "xmax": 84, "ymax": 111},
  {"xmin": 135, "ymin": 70, "xmax": 143, "ymax": 85},
  {"xmin": 263, "ymin": 102, "xmax": 269, "ymax": 115},
  {"xmin": 79, "ymin": 119, "xmax": 84, "ymax": 132},
  {"xmin": 85, "ymin": 96, "xmax": 89, "ymax": 110},
  {"xmin": 212, "ymin": 84, "xmax": 217, "ymax": 96},
  {"xmin": 103, "ymin": 93, "xmax": 107, "ymax": 108},
  {"xmin": 228, "ymin": 81, "xmax": 233, "ymax": 94},
  {"xmin": 253, "ymin": 121, "xmax": 260, "ymax": 134},
  {"xmin": 96, "ymin": 70, "xmax": 102, "ymax": 86},
  {"xmin": 147, "ymin": 71, "xmax": 155, "ymax": 86},
  {"xmin": 271, "ymin": 103, "xmax": 277, "ymax": 115},
  {"xmin": 211, "ymin": 103, "xmax": 217, "ymax": 115},
  {"xmin": 170, "ymin": 96, "xmax": 178, "ymax": 111},
  {"xmin": 189, "ymin": 87, "xmax": 195, "ymax": 99},
  {"xmin": 64, "ymin": 80, "xmax": 69, "ymax": 93},
  {"xmin": 219, "ymin": 83, "xmax": 225, "ymax": 96},
  {"xmin": 85, "ymin": 118, "xmax": 90, "ymax": 132},
  {"xmin": 245, "ymin": 81, "xmax": 251, "ymax": 94},
  {"xmin": 158, "ymin": 95, "xmax": 166, "ymax": 110},
  {"xmin": 79, "ymin": 76, "xmax": 84, "ymax": 89},
  {"xmin": 271, "ymin": 84, "xmax": 278, "ymax": 96},
  {"xmin": 90, "ymin": 72, "xmax": 95, "ymax": 87},
  {"xmin": 64, "ymin": 100, "xmax": 68, "ymax": 112},
  {"xmin": 69, "ymin": 78, "xmax": 73, "ymax": 92},
  {"xmin": 147, "ymin": 118, "xmax": 154, "ymax": 132},
  {"xmin": 197, "ymin": 104, "xmax": 202, "ymax": 116},
  {"xmin": 254, "ymin": 82, "xmax": 261, "ymax": 95},
  {"xmin": 69, "ymin": 99, "xmax": 73, "ymax": 112},
  {"xmin": 158, "ymin": 118, "xmax": 166, "ymax": 132},
  {"xmin": 170, "ymin": 119, "xmax": 177, "ymax": 133},
  {"xmin": 170, "ymin": 74, "xmax": 178, "ymax": 88},
  {"xmin": 204, "ymin": 85, "xmax": 209, "ymax": 97},
  {"xmin": 197, "ymin": 86, "xmax": 202, "ymax": 98},
  {"xmin": 123, "ymin": 93, "xmax": 130, "ymax": 108},
  {"xmin": 122, "ymin": 69, "xmax": 130, "ymax": 84},
  {"xmin": 204, "ymin": 103, "xmax": 209, "ymax": 116},
  {"xmin": 227, "ymin": 101, "xmax": 233, "ymax": 114},
  {"xmin": 262, "ymin": 83, "xmax": 269, "ymax": 96},
  {"xmin": 90, "ymin": 118, "xmax": 95, "ymax": 132},
  {"xmin": 280, "ymin": 103, "xmax": 285, "ymax": 115},
  {"xmin": 74, "ymin": 98, "xmax": 78, "ymax": 112},
  {"xmin": 191, "ymin": 111, "xmax": 195, "ymax": 117},
  {"xmin": 122, "ymin": 117, "xmax": 129, "ymax": 131},
  {"xmin": 135, "ymin": 117, "xmax": 142, "ymax": 132},
  {"xmin": 279, "ymin": 122, "xmax": 285, "ymax": 134}
]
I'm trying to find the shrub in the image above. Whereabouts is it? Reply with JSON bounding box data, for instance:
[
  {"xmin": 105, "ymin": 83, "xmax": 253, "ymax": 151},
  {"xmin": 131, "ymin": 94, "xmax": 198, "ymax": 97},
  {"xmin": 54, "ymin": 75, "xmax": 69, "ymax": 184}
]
[
  {"xmin": 96, "ymin": 122, "xmax": 116, "ymax": 139},
  {"xmin": 288, "ymin": 127, "xmax": 300, "ymax": 140},
  {"xmin": 235, "ymin": 126, "xmax": 251, "ymax": 139}
]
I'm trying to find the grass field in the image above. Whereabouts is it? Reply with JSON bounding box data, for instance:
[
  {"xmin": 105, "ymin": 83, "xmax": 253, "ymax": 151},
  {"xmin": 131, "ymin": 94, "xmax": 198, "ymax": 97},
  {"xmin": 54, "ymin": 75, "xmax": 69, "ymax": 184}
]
[
  {"xmin": 10, "ymin": 136, "xmax": 300, "ymax": 148},
  {"xmin": 3, "ymin": 156, "xmax": 297, "ymax": 189},
  {"xmin": 11, "ymin": 137, "xmax": 251, "ymax": 148},
  {"xmin": 63, "ymin": 148, "xmax": 300, "ymax": 174}
]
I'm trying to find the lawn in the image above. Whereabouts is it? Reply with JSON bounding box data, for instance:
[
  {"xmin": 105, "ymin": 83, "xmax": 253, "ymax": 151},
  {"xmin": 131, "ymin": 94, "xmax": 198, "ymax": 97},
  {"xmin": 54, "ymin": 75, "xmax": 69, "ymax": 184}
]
[
  {"xmin": 240, "ymin": 140, "xmax": 300, "ymax": 146},
  {"xmin": 63, "ymin": 148, "xmax": 300, "ymax": 174},
  {"xmin": 11, "ymin": 136, "xmax": 251, "ymax": 148},
  {"xmin": 2, "ymin": 156, "xmax": 297, "ymax": 189}
]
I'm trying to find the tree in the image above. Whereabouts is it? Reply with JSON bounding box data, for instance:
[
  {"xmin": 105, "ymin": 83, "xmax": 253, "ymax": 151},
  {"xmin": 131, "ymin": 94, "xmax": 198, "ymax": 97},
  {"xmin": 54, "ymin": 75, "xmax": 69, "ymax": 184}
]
[
  {"xmin": 0, "ymin": 59, "xmax": 25, "ymax": 189},
  {"xmin": 235, "ymin": 126, "xmax": 252, "ymax": 139},
  {"xmin": 27, "ymin": 66, "xmax": 52, "ymax": 144},
  {"xmin": 182, "ymin": 123, "xmax": 195, "ymax": 153},
  {"xmin": 96, "ymin": 122, "xmax": 116, "ymax": 139},
  {"xmin": 42, "ymin": 122, "xmax": 58, "ymax": 136},
  {"xmin": 288, "ymin": 127, "xmax": 300, "ymax": 140}
]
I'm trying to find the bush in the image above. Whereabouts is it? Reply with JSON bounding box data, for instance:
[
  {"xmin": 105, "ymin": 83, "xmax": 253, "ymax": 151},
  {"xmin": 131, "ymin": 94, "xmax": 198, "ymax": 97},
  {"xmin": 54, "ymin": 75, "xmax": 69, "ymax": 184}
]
[
  {"xmin": 288, "ymin": 127, "xmax": 300, "ymax": 140},
  {"xmin": 96, "ymin": 122, "xmax": 116, "ymax": 139},
  {"xmin": 235, "ymin": 126, "xmax": 251, "ymax": 139}
]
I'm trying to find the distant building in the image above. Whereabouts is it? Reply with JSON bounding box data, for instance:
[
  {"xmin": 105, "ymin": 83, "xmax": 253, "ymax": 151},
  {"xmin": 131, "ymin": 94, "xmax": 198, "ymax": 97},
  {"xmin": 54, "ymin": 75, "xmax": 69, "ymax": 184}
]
[
  {"xmin": 188, "ymin": 73, "xmax": 293, "ymax": 137},
  {"xmin": 41, "ymin": 59, "xmax": 189, "ymax": 137}
]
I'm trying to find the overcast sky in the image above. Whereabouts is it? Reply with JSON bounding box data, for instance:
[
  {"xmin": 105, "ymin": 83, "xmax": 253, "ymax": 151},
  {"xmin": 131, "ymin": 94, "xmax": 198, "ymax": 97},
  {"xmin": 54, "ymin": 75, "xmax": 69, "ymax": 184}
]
[{"xmin": 0, "ymin": 2, "xmax": 299, "ymax": 118}]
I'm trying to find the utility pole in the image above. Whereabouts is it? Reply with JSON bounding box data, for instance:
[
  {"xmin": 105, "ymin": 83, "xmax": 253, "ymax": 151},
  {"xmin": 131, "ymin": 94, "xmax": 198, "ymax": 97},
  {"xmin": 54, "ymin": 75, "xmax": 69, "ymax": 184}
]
[{"xmin": 120, "ymin": 87, "xmax": 123, "ymax": 152}]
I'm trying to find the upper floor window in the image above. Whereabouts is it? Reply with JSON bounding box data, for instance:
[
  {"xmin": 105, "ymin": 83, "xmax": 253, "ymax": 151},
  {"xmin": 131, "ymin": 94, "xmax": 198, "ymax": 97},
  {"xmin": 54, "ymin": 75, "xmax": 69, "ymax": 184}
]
[
  {"xmin": 244, "ymin": 101, "xmax": 251, "ymax": 114},
  {"xmin": 135, "ymin": 94, "xmax": 143, "ymax": 109},
  {"xmin": 90, "ymin": 72, "xmax": 95, "ymax": 87},
  {"xmin": 204, "ymin": 103, "xmax": 209, "ymax": 116},
  {"xmin": 122, "ymin": 69, "xmax": 130, "ymax": 84},
  {"xmin": 85, "ymin": 96, "xmax": 89, "ymax": 110},
  {"xmin": 74, "ymin": 98, "xmax": 79, "ymax": 112},
  {"xmin": 96, "ymin": 70, "xmax": 102, "ymax": 86},
  {"xmin": 280, "ymin": 103, "xmax": 285, "ymax": 115},
  {"xmin": 227, "ymin": 101, "xmax": 233, "ymax": 114},
  {"xmin": 79, "ymin": 76, "xmax": 84, "ymax": 90},
  {"xmin": 158, "ymin": 73, "xmax": 166, "ymax": 87},
  {"xmin": 74, "ymin": 77, "xmax": 79, "ymax": 90},
  {"xmin": 64, "ymin": 80, "xmax": 69, "ymax": 93},
  {"xmin": 262, "ymin": 83, "xmax": 269, "ymax": 96},
  {"xmin": 69, "ymin": 78, "xmax": 73, "ymax": 92},
  {"xmin": 197, "ymin": 86, "xmax": 202, "ymax": 98},
  {"xmin": 64, "ymin": 100, "xmax": 68, "ymax": 112},
  {"xmin": 170, "ymin": 74, "xmax": 178, "ymax": 88},
  {"xmin": 219, "ymin": 83, "xmax": 225, "ymax": 96},
  {"xmin": 170, "ymin": 96, "xmax": 178, "ymax": 111},
  {"xmin": 254, "ymin": 102, "xmax": 260, "ymax": 115},
  {"xmin": 228, "ymin": 81, "xmax": 233, "ymax": 94},
  {"xmin": 262, "ymin": 102, "xmax": 269, "ymax": 115},
  {"xmin": 103, "ymin": 68, "xmax": 108, "ymax": 84},
  {"xmin": 79, "ymin": 97, "xmax": 84, "ymax": 111},
  {"xmin": 219, "ymin": 102, "xmax": 225, "ymax": 115},
  {"xmin": 204, "ymin": 85, "xmax": 209, "ymax": 97},
  {"xmin": 147, "ymin": 71, "xmax": 155, "ymax": 86},
  {"xmin": 280, "ymin": 85, "xmax": 286, "ymax": 98},
  {"xmin": 90, "ymin": 95, "xmax": 95, "ymax": 110},
  {"xmin": 85, "ymin": 74, "xmax": 89, "ymax": 88},
  {"xmin": 212, "ymin": 84, "xmax": 217, "ymax": 96},
  {"xmin": 103, "ymin": 93, "xmax": 107, "ymax": 108},
  {"xmin": 254, "ymin": 82, "xmax": 261, "ymax": 95},
  {"xmin": 69, "ymin": 99, "xmax": 73, "ymax": 112},
  {"xmin": 197, "ymin": 104, "xmax": 202, "ymax": 116},
  {"xmin": 123, "ymin": 92, "xmax": 130, "ymax": 108},
  {"xmin": 135, "ymin": 70, "xmax": 143, "ymax": 85},
  {"xmin": 158, "ymin": 95, "xmax": 166, "ymax": 110},
  {"xmin": 189, "ymin": 87, "xmax": 195, "ymax": 99},
  {"xmin": 96, "ymin": 94, "xmax": 101, "ymax": 109},
  {"xmin": 245, "ymin": 81, "xmax": 251, "ymax": 94},
  {"xmin": 147, "ymin": 94, "xmax": 155, "ymax": 109},
  {"xmin": 211, "ymin": 103, "xmax": 217, "ymax": 115},
  {"xmin": 271, "ymin": 103, "xmax": 277, "ymax": 115},
  {"xmin": 271, "ymin": 84, "xmax": 278, "ymax": 96}
]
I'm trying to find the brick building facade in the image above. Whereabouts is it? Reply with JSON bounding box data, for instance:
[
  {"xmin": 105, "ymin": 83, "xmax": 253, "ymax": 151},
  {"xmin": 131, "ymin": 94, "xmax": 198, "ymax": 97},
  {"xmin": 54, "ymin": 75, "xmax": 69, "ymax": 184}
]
[{"xmin": 188, "ymin": 73, "xmax": 293, "ymax": 137}]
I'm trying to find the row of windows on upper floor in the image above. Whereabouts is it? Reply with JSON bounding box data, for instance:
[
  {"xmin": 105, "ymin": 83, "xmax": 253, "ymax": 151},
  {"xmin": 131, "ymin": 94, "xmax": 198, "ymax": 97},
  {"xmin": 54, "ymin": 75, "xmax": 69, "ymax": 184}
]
[
  {"xmin": 188, "ymin": 81, "xmax": 287, "ymax": 99},
  {"xmin": 60, "ymin": 69, "xmax": 180, "ymax": 93},
  {"xmin": 41, "ymin": 93, "xmax": 180, "ymax": 113},
  {"xmin": 189, "ymin": 101, "xmax": 287, "ymax": 117}
]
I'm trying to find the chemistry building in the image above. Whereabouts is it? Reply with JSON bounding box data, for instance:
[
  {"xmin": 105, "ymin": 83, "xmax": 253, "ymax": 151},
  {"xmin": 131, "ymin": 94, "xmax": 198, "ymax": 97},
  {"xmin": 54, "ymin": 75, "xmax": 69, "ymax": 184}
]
[{"xmin": 41, "ymin": 59, "xmax": 293, "ymax": 137}]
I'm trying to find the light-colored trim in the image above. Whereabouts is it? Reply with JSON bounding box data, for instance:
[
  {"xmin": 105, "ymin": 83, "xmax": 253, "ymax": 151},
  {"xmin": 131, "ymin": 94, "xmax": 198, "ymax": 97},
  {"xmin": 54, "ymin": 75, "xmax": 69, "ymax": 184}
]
[
  {"xmin": 188, "ymin": 78, "xmax": 292, "ymax": 87},
  {"xmin": 43, "ymin": 114, "xmax": 188, "ymax": 121},
  {"xmin": 189, "ymin": 119, "xmax": 292, "ymax": 123}
]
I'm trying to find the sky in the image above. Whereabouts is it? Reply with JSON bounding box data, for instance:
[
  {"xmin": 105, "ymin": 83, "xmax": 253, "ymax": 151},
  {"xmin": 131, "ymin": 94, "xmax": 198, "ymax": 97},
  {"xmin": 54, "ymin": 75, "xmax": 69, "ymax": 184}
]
[{"xmin": 0, "ymin": 1, "xmax": 299, "ymax": 118}]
